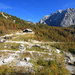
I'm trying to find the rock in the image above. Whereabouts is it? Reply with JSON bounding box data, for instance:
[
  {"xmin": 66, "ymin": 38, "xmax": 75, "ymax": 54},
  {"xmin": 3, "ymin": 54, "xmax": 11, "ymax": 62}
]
[
  {"xmin": 0, "ymin": 56, "xmax": 15, "ymax": 65},
  {"xmin": 65, "ymin": 58, "xmax": 73, "ymax": 65},
  {"xmin": 64, "ymin": 52, "xmax": 75, "ymax": 65},
  {"xmin": 4, "ymin": 36, "xmax": 10, "ymax": 39},
  {"xmin": 1, "ymin": 12, "xmax": 8, "ymax": 19},
  {"xmin": 65, "ymin": 52, "xmax": 74, "ymax": 61},
  {"xmin": 24, "ymin": 57, "xmax": 30, "ymax": 62},
  {"xmin": 66, "ymin": 64, "xmax": 75, "ymax": 74},
  {"xmin": 19, "ymin": 44, "xmax": 26, "ymax": 53},
  {"xmin": 3, "ymin": 56, "xmax": 15, "ymax": 63},
  {"xmin": 39, "ymin": 8, "xmax": 75, "ymax": 27},
  {"xmin": 16, "ymin": 61, "xmax": 33, "ymax": 67},
  {"xmin": 0, "ymin": 39, "xmax": 6, "ymax": 43},
  {"xmin": 56, "ymin": 49, "xmax": 61, "ymax": 53},
  {"xmin": 32, "ymin": 44, "xmax": 40, "ymax": 47}
]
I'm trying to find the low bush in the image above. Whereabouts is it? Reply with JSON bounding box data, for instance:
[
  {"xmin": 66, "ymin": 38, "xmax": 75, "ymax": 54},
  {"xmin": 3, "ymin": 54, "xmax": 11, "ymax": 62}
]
[{"xmin": 69, "ymin": 48, "xmax": 75, "ymax": 54}]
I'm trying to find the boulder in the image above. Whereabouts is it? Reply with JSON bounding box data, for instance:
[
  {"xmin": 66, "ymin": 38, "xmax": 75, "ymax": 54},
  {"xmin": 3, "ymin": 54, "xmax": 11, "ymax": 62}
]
[{"xmin": 24, "ymin": 57, "xmax": 30, "ymax": 62}]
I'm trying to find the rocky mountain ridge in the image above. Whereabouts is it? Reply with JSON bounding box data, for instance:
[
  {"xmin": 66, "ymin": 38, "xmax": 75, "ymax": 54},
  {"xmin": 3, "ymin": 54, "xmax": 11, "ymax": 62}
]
[{"xmin": 40, "ymin": 8, "xmax": 75, "ymax": 27}]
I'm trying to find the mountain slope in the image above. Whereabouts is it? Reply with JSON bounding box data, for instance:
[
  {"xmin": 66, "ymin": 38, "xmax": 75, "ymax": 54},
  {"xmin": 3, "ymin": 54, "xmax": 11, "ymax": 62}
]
[
  {"xmin": 0, "ymin": 12, "xmax": 34, "ymax": 35},
  {"xmin": 0, "ymin": 11, "xmax": 75, "ymax": 75},
  {"xmin": 39, "ymin": 8, "xmax": 75, "ymax": 27},
  {"xmin": 34, "ymin": 24, "xmax": 75, "ymax": 42},
  {"xmin": 0, "ymin": 12, "xmax": 75, "ymax": 42}
]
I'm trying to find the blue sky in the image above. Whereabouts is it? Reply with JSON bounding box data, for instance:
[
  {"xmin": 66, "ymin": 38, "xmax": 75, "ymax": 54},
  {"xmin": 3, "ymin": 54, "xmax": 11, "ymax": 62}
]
[{"xmin": 0, "ymin": 0, "xmax": 75, "ymax": 22}]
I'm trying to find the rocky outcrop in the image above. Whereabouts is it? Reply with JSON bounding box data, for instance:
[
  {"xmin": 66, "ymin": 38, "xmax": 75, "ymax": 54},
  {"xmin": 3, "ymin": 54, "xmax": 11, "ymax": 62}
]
[{"xmin": 39, "ymin": 8, "xmax": 75, "ymax": 27}]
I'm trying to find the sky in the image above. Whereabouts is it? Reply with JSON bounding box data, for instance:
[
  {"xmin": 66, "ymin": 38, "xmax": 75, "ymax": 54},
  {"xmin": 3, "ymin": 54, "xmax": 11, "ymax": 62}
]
[{"xmin": 0, "ymin": 0, "xmax": 75, "ymax": 23}]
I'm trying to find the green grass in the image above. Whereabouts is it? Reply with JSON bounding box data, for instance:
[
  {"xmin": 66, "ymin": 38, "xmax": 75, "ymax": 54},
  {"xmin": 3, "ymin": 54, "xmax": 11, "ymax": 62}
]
[
  {"xmin": 30, "ymin": 55, "xmax": 69, "ymax": 75},
  {"xmin": 27, "ymin": 46, "xmax": 47, "ymax": 52},
  {"xmin": 12, "ymin": 33, "xmax": 36, "ymax": 41},
  {"xmin": 0, "ymin": 42, "xmax": 29, "ymax": 51},
  {"xmin": 0, "ymin": 43, "xmax": 20, "ymax": 51},
  {"xmin": 51, "ymin": 42, "xmax": 75, "ymax": 53}
]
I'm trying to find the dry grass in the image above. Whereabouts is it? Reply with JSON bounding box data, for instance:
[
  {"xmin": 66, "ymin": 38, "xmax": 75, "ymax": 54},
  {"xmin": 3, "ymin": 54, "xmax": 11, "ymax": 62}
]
[
  {"xmin": 0, "ymin": 43, "xmax": 20, "ymax": 50},
  {"xmin": 12, "ymin": 33, "xmax": 36, "ymax": 41}
]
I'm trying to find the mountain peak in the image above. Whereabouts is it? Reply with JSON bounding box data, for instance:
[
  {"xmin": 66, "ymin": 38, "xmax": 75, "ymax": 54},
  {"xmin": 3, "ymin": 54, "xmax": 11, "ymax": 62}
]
[
  {"xmin": 58, "ymin": 10, "xmax": 63, "ymax": 13},
  {"xmin": 39, "ymin": 8, "xmax": 75, "ymax": 27},
  {"xmin": 67, "ymin": 8, "xmax": 75, "ymax": 10}
]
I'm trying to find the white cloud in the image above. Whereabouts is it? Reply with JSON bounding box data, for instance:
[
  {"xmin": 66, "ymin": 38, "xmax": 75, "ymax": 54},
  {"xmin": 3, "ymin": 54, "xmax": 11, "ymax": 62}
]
[{"xmin": 0, "ymin": 3, "xmax": 12, "ymax": 9}]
